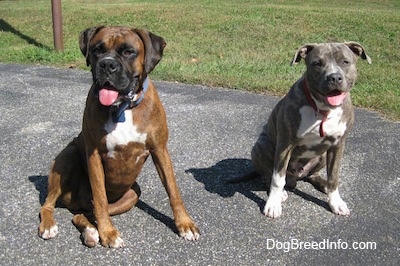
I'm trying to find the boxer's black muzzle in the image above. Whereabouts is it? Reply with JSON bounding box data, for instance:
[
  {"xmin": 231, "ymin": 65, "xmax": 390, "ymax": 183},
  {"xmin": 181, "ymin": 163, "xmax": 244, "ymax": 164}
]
[{"xmin": 94, "ymin": 55, "xmax": 134, "ymax": 93}]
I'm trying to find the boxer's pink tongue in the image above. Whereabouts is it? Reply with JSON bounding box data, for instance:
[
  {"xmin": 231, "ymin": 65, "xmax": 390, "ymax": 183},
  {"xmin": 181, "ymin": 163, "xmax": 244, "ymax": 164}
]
[
  {"xmin": 326, "ymin": 90, "xmax": 347, "ymax": 106},
  {"xmin": 99, "ymin": 88, "xmax": 119, "ymax": 106}
]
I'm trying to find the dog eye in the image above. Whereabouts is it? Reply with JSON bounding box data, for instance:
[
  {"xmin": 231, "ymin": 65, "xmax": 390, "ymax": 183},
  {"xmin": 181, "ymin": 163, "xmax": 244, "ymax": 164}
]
[
  {"xmin": 312, "ymin": 60, "xmax": 322, "ymax": 67},
  {"xmin": 92, "ymin": 47, "xmax": 103, "ymax": 57},
  {"xmin": 122, "ymin": 49, "xmax": 137, "ymax": 58},
  {"xmin": 342, "ymin": 60, "xmax": 350, "ymax": 65}
]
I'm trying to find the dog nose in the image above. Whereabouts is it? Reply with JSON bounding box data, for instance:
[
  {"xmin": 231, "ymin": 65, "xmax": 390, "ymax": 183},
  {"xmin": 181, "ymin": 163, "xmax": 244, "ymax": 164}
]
[
  {"xmin": 327, "ymin": 73, "xmax": 343, "ymax": 84},
  {"xmin": 99, "ymin": 58, "xmax": 119, "ymax": 74}
]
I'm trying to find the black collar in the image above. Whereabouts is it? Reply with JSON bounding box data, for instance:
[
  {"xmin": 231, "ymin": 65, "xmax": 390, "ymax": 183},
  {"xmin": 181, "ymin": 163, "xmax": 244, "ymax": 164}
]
[{"xmin": 111, "ymin": 77, "xmax": 149, "ymax": 123}]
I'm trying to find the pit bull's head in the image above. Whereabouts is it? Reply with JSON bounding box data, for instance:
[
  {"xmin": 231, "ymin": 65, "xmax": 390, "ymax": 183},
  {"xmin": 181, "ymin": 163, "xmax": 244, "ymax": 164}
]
[{"xmin": 292, "ymin": 42, "xmax": 371, "ymax": 107}]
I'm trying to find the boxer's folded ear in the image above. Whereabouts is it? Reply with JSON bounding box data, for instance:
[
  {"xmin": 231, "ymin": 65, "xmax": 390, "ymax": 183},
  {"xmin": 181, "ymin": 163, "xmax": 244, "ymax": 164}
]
[
  {"xmin": 79, "ymin": 26, "xmax": 105, "ymax": 66},
  {"xmin": 134, "ymin": 29, "xmax": 166, "ymax": 73}
]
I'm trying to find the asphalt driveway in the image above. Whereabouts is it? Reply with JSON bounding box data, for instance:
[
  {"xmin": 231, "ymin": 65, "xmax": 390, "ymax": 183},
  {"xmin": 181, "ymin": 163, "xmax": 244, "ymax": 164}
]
[{"xmin": 0, "ymin": 63, "xmax": 398, "ymax": 265}]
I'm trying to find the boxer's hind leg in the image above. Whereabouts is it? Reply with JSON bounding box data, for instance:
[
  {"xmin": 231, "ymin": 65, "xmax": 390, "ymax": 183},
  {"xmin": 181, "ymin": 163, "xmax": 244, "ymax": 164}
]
[
  {"xmin": 38, "ymin": 141, "xmax": 84, "ymax": 239},
  {"xmin": 72, "ymin": 213, "xmax": 99, "ymax": 248},
  {"xmin": 108, "ymin": 182, "xmax": 141, "ymax": 216},
  {"xmin": 72, "ymin": 183, "xmax": 141, "ymax": 248}
]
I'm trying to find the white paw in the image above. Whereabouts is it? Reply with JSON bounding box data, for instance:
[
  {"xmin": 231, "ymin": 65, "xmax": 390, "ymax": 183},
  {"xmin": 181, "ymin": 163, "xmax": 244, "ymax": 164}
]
[
  {"xmin": 329, "ymin": 190, "xmax": 350, "ymax": 216},
  {"xmin": 179, "ymin": 230, "xmax": 200, "ymax": 241},
  {"xmin": 82, "ymin": 227, "xmax": 99, "ymax": 248},
  {"xmin": 281, "ymin": 190, "xmax": 288, "ymax": 202},
  {"xmin": 40, "ymin": 225, "xmax": 58, "ymax": 239},
  {"xmin": 109, "ymin": 236, "xmax": 125, "ymax": 248},
  {"xmin": 264, "ymin": 170, "xmax": 287, "ymax": 218},
  {"xmin": 264, "ymin": 194, "xmax": 284, "ymax": 219}
]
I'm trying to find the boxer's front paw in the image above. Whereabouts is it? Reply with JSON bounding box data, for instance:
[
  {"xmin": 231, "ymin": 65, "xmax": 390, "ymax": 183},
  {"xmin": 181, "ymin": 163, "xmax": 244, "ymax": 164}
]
[
  {"xmin": 82, "ymin": 227, "xmax": 99, "ymax": 248},
  {"xmin": 328, "ymin": 190, "xmax": 350, "ymax": 216},
  {"xmin": 38, "ymin": 213, "xmax": 58, "ymax": 240},
  {"xmin": 99, "ymin": 229, "xmax": 125, "ymax": 248},
  {"xmin": 176, "ymin": 219, "xmax": 200, "ymax": 241},
  {"xmin": 263, "ymin": 190, "xmax": 287, "ymax": 218},
  {"xmin": 107, "ymin": 236, "xmax": 125, "ymax": 248},
  {"xmin": 39, "ymin": 224, "xmax": 59, "ymax": 240}
]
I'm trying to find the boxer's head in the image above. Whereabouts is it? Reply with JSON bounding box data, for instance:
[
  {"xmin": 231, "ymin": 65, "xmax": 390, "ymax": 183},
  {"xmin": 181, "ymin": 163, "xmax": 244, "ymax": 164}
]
[
  {"xmin": 291, "ymin": 42, "xmax": 371, "ymax": 108},
  {"xmin": 79, "ymin": 26, "xmax": 166, "ymax": 106}
]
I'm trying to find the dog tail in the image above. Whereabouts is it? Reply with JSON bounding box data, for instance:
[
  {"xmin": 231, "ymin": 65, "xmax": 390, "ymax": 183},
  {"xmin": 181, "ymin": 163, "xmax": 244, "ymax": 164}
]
[{"xmin": 227, "ymin": 170, "xmax": 260, "ymax": 184}]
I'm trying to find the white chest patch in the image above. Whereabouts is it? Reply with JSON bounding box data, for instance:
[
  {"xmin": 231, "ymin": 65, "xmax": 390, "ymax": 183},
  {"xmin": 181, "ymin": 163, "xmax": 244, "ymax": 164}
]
[
  {"xmin": 297, "ymin": 106, "xmax": 347, "ymax": 146},
  {"xmin": 104, "ymin": 109, "xmax": 147, "ymax": 158}
]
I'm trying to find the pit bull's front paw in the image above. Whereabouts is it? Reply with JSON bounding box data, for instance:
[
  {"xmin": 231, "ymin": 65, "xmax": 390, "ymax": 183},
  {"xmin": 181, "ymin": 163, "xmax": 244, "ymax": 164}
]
[
  {"xmin": 263, "ymin": 190, "xmax": 287, "ymax": 218},
  {"xmin": 281, "ymin": 190, "xmax": 288, "ymax": 202},
  {"xmin": 263, "ymin": 199, "xmax": 282, "ymax": 218},
  {"xmin": 176, "ymin": 219, "xmax": 200, "ymax": 241},
  {"xmin": 329, "ymin": 199, "xmax": 350, "ymax": 216},
  {"xmin": 100, "ymin": 229, "xmax": 125, "ymax": 248},
  {"xmin": 328, "ymin": 190, "xmax": 350, "ymax": 216}
]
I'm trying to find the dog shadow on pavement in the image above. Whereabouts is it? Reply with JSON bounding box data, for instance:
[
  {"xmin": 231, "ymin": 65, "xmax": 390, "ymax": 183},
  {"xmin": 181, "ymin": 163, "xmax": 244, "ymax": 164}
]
[
  {"xmin": 29, "ymin": 175, "xmax": 49, "ymax": 206},
  {"xmin": 186, "ymin": 158, "xmax": 331, "ymax": 214},
  {"xmin": 136, "ymin": 200, "xmax": 178, "ymax": 234},
  {"xmin": 186, "ymin": 158, "xmax": 267, "ymax": 212}
]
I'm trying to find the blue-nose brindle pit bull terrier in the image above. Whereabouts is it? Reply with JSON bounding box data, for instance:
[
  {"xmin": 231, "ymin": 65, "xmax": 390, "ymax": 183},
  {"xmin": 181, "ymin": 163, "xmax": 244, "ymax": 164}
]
[
  {"xmin": 38, "ymin": 26, "xmax": 200, "ymax": 247},
  {"xmin": 236, "ymin": 42, "xmax": 371, "ymax": 219}
]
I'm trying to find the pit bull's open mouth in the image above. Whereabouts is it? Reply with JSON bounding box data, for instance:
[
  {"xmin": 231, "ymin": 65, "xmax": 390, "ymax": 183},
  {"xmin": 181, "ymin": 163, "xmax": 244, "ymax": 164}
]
[
  {"xmin": 99, "ymin": 84, "xmax": 120, "ymax": 106},
  {"xmin": 322, "ymin": 90, "xmax": 348, "ymax": 107}
]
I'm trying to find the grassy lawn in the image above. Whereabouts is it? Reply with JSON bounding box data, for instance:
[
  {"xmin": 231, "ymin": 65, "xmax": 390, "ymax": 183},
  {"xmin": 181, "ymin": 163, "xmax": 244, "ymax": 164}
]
[{"xmin": 1, "ymin": 0, "xmax": 399, "ymax": 119}]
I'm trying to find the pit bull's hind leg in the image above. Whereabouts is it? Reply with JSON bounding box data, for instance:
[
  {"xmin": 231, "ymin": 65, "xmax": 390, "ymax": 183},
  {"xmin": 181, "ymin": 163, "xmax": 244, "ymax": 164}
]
[{"xmin": 305, "ymin": 155, "xmax": 328, "ymax": 193}]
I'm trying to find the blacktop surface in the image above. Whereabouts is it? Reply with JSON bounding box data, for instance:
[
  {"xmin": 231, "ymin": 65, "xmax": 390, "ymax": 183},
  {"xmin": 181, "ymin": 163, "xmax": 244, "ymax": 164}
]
[{"xmin": 0, "ymin": 63, "xmax": 399, "ymax": 265}]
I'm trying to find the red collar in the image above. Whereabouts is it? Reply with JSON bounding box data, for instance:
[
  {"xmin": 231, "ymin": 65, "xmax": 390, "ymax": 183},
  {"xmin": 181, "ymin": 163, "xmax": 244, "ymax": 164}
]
[{"xmin": 302, "ymin": 79, "xmax": 329, "ymax": 137}]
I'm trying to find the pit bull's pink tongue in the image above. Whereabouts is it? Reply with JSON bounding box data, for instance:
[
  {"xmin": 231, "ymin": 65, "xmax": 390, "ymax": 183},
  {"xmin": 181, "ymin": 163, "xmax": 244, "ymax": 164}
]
[
  {"xmin": 326, "ymin": 90, "xmax": 347, "ymax": 106},
  {"xmin": 99, "ymin": 88, "xmax": 119, "ymax": 106}
]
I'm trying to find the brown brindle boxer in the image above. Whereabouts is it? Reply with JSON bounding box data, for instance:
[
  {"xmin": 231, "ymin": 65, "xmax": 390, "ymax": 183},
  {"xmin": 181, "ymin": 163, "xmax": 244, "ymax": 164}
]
[{"xmin": 38, "ymin": 26, "xmax": 200, "ymax": 248}]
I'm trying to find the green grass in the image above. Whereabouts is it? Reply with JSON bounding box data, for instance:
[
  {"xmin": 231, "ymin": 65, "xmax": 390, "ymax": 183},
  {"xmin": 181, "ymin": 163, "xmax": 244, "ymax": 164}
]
[{"xmin": 1, "ymin": 0, "xmax": 399, "ymax": 119}]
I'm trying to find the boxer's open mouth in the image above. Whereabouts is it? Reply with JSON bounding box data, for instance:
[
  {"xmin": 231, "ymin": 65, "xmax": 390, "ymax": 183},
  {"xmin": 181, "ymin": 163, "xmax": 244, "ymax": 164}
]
[
  {"xmin": 99, "ymin": 83, "xmax": 120, "ymax": 106},
  {"xmin": 320, "ymin": 89, "xmax": 348, "ymax": 107}
]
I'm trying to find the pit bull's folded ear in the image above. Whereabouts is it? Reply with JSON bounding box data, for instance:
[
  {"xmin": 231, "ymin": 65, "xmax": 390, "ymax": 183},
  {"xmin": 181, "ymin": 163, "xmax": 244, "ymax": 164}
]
[
  {"xmin": 79, "ymin": 26, "xmax": 105, "ymax": 66},
  {"xmin": 344, "ymin": 42, "xmax": 372, "ymax": 64},
  {"xmin": 291, "ymin": 44, "xmax": 318, "ymax": 66},
  {"xmin": 290, "ymin": 43, "xmax": 316, "ymax": 66},
  {"xmin": 134, "ymin": 29, "xmax": 166, "ymax": 74}
]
